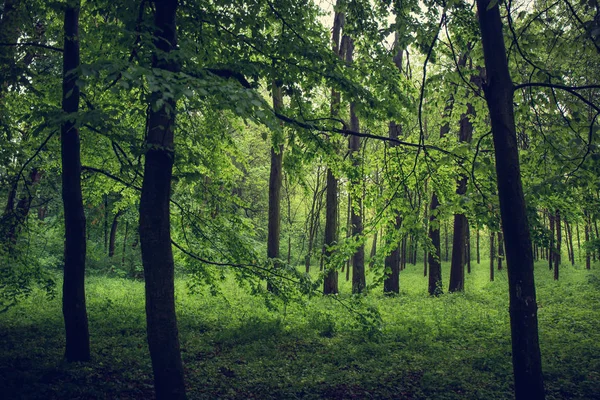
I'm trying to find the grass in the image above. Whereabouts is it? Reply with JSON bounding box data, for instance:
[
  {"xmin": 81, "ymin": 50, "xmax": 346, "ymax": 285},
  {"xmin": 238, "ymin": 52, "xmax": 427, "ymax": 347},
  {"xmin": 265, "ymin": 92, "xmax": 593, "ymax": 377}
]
[{"xmin": 1, "ymin": 260, "xmax": 599, "ymax": 399}]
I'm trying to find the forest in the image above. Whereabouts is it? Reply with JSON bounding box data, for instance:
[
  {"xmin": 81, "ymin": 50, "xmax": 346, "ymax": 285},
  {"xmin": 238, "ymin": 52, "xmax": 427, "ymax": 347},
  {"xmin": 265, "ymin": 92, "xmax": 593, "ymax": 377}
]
[{"xmin": 0, "ymin": 0, "xmax": 599, "ymax": 398}]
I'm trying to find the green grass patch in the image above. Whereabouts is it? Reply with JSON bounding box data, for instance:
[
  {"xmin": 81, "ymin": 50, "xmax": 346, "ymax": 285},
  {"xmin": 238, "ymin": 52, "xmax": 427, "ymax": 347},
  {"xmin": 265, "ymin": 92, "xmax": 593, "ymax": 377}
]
[{"xmin": 1, "ymin": 261, "xmax": 599, "ymax": 399}]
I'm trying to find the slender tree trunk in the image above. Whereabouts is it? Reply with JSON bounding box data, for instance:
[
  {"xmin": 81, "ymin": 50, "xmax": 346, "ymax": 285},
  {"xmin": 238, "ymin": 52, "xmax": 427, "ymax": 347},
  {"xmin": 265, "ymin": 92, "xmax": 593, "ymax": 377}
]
[
  {"xmin": 476, "ymin": 229, "xmax": 480, "ymax": 264},
  {"xmin": 554, "ymin": 210, "xmax": 561, "ymax": 280},
  {"xmin": 428, "ymin": 194, "xmax": 442, "ymax": 295},
  {"xmin": 490, "ymin": 232, "xmax": 495, "ymax": 281},
  {"xmin": 566, "ymin": 219, "xmax": 574, "ymax": 266},
  {"xmin": 61, "ymin": 0, "xmax": 90, "ymax": 363},
  {"xmin": 108, "ymin": 209, "xmax": 124, "ymax": 258},
  {"xmin": 477, "ymin": 2, "xmax": 545, "ymax": 397},
  {"xmin": 549, "ymin": 211, "xmax": 554, "ymax": 270},
  {"xmin": 347, "ymin": 37, "xmax": 365, "ymax": 293},
  {"xmin": 267, "ymin": 82, "xmax": 284, "ymax": 292},
  {"xmin": 498, "ymin": 231, "xmax": 504, "ymax": 270},
  {"xmin": 585, "ymin": 212, "xmax": 591, "ymax": 269},
  {"xmin": 139, "ymin": 1, "xmax": 186, "ymax": 398},
  {"xmin": 576, "ymin": 221, "xmax": 581, "ymax": 263},
  {"xmin": 323, "ymin": 5, "xmax": 345, "ymax": 295},
  {"xmin": 383, "ymin": 121, "xmax": 403, "ymax": 294}
]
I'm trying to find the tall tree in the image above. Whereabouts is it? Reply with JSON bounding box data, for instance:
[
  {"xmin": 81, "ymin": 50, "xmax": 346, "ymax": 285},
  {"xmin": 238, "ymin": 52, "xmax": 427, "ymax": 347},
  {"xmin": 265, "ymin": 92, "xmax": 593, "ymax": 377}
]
[
  {"xmin": 323, "ymin": 6, "xmax": 345, "ymax": 295},
  {"xmin": 138, "ymin": 0, "xmax": 186, "ymax": 398},
  {"xmin": 476, "ymin": 1, "xmax": 545, "ymax": 398},
  {"xmin": 61, "ymin": 0, "xmax": 90, "ymax": 363},
  {"xmin": 383, "ymin": 31, "xmax": 404, "ymax": 294},
  {"xmin": 449, "ymin": 56, "xmax": 476, "ymax": 292},
  {"xmin": 345, "ymin": 36, "xmax": 366, "ymax": 294},
  {"xmin": 267, "ymin": 82, "xmax": 284, "ymax": 292}
]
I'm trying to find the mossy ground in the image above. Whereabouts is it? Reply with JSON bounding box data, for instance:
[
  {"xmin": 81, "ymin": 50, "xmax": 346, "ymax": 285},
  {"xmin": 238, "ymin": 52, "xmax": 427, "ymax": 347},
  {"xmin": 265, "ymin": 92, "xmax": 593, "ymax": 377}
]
[{"xmin": 1, "ymin": 260, "xmax": 599, "ymax": 399}]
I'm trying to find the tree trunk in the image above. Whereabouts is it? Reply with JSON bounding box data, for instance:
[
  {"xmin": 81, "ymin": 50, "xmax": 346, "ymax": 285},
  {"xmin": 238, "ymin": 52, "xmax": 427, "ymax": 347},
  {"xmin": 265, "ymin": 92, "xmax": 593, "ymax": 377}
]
[
  {"xmin": 476, "ymin": 2, "xmax": 545, "ymax": 397},
  {"xmin": 383, "ymin": 120, "xmax": 403, "ymax": 294},
  {"xmin": 554, "ymin": 210, "xmax": 561, "ymax": 280},
  {"xmin": 498, "ymin": 231, "xmax": 504, "ymax": 270},
  {"xmin": 427, "ymin": 194, "xmax": 442, "ymax": 296},
  {"xmin": 565, "ymin": 219, "xmax": 574, "ymax": 266},
  {"xmin": 139, "ymin": 1, "xmax": 186, "ymax": 398},
  {"xmin": 323, "ymin": 5, "xmax": 345, "ymax": 295},
  {"xmin": 585, "ymin": 212, "xmax": 591, "ymax": 269},
  {"xmin": 449, "ymin": 212, "xmax": 467, "ymax": 292},
  {"xmin": 490, "ymin": 232, "xmax": 495, "ymax": 282},
  {"xmin": 323, "ymin": 167, "xmax": 339, "ymax": 295},
  {"xmin": 476, "ymin": 229, "xmax": 480, "ymax": 264},
  {"xmin": 108, "ymin": 209, "xmax": 124, "ymax": 258},
  {"xmin": 549, "ymin": 211, "xmax": 554, "ymax": 270},
  {"xmin": 267, "ymin": 82, "xmax": 284, "ymax": 292},
  {"xmin": 60, "ymin": 0, "xmax": 90, "ymax": 363},
  {"xmin": 347, "ymin": 36, "xmax": 365, "ymax": 293}
]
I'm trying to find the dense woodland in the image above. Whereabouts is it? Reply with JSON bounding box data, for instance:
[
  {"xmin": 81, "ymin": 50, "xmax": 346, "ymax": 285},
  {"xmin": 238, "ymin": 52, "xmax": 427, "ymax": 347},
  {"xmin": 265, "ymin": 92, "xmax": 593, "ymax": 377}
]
[{"xmin": 1, "ymin": 0, "xmax": 599, "ymax": 399}]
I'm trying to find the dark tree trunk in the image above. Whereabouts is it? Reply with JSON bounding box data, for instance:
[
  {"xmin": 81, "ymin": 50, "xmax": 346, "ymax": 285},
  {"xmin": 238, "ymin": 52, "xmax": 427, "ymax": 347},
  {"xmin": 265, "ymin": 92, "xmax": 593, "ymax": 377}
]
[
  {"xmin": 61, "ymin": 0, "xmax": 90, "ymax": 363},
  {"xmin": 347, "ymin": 37, "xmax": 365, "ymax": 293},
  {"xmin": 450, "ymin": 69, "xmax": 475, "ymax": 290},
  {"xmin": 490, "ymin": 232, "xmax": 495, "ymax": 281},
  {"xmin": 427, "ymin": 194, "xmax": 442, "ymax": 296},
  {"xmin": 585, "ymin": 212, "xmax": 591, "ymax": 269},
  {"xmin": 383, "ymin": 120, "xmax": 403, "ymax": 294},
  {"xmin": 267, "ymin": 82, "xmax": 284, "ymax": 292},
  {"xmin": 498, "ymin": 231, "xmax": 504, "ymax": 270},
  {"xmin": 323, "ymin": 5, "xmax": 345, "ymax": 295},
  {"xmin": 449, "ymin": 212, "xmax": 467, "ymax": 292},
  {"xmin": 576, "ymin": 221, "xmax": 581, "ymax": 262},
  {"xmin": 566, "ymin": 219, "xmax": 574, "ymax": 265},
  {"xmin": 554, "ymin": 210, "xmax": 561, "ymax": 280},
  {"xmin": 323, "ymin": 167, "xmax": 339, "ymax": 295},
  {"xmin": 108, "ymin": 209, "xmax": 124, "ymax": 258},
  {"xmin": 370, "ymin": 230, "xmax": 378, "ymax": 261},
  {"xmin": 549, "ymin": 211, "xmax": 554, "ymax": 270},
  {"xmin": 139, "ymin": 1, "xmax": 186, "ymax": 398},
  {"xmin": 476, "ymin": 229, "xmax": 480, "ymax": 264},
  {"xmin": 476, "ymin": 2, "xmax": 545, "ymax": 398}
]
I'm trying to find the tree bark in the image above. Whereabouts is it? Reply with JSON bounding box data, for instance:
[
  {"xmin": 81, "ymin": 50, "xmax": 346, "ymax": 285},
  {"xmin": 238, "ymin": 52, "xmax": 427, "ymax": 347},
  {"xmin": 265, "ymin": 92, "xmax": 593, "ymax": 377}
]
[
  {"xmin": 323, "ymin": 5, "xmax": 345, "ymax": 295},
  {"xmin": 108, "ymin": 209, "xmax": 124, "ymax": 258},
  {"xmin": 490, "ymin": 232, "xmax": 495, "ymax": 282},
  {"xmin": 585, "ymin": 212, "xmax": 591, "ymax": 269},
  {"xmin": 498, "ymin": 231, "xmax": 504, "ymax": 270},
  {"xmin": 347, "ymin": 37, "xmax": 365, "ymax": 293},
  {"xmin": 383, "ymin": 121, "xmax": 403, "ymax": 294},
  {"xmin": 267, "ymin": 82, "xmax": 284, "ymax": 292},
  {"xmin": 549, "ymin": 211, "xmax": 554, "ymax": 270},
  {"xmin": 427, "ymin": 194, "xmax": 442, "ymax": 296},
  {"xmin": 61, "ymin": 0, "xmax": 90, "ymax": 363},
  {"xmin": 476, "ymin": 229, "xmax": 480, "ymax": 264},
  {"xmin": 139, "ymin": 1, "xmax": 186, "ymax": 398},
  {"xmin": 554, "ymin": 210, "xmax": 561, "ymax": 280},
  {"xmin": 476, "ymin": 1, "xmax": 545, "ymax": 397}
]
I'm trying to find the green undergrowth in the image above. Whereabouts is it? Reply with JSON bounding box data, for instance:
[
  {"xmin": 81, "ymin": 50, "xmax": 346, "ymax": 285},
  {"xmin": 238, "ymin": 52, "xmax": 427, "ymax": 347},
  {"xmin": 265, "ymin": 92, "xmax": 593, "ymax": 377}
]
[{"xmin": 1, "ymin": 261, "xmax": 599, "ymax": 399}]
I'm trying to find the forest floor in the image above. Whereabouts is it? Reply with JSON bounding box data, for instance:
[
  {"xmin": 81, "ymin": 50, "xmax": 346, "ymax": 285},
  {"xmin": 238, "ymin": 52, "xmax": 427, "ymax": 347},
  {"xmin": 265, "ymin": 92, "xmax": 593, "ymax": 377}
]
[{"xmin": 1, "ymin": 260, "xmax": 599, "ymax": 399}]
